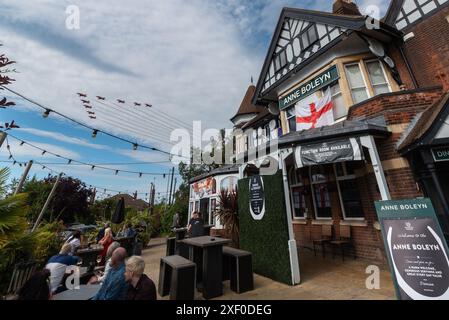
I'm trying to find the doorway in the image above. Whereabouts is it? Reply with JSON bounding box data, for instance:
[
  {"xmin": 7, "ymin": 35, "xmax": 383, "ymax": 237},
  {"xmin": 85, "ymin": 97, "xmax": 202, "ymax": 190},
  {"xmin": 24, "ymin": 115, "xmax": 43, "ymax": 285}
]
[{"xmin": 200, "ymin": 198, "xmax": 210, "ymax": 225}]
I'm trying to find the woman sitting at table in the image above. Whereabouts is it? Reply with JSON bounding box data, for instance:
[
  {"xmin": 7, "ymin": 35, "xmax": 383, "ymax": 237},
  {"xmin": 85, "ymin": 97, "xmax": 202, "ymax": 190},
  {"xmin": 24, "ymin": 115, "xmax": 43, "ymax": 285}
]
[{"xmin": 98, "ymin": 228, "xmax": 114, "ymax": 266}]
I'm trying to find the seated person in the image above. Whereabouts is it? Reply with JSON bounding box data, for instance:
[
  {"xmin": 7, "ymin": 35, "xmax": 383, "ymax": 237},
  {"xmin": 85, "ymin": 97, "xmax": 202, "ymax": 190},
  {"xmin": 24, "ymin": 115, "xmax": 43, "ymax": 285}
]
[
  {"xmin": 98, "ymin": 227, "xmax": 114, "ymax": 266},
  {"xmin": 88, "ymin": 241, "xmax": 120, "ymax": 285},
  {"xmin": 18, "ymin": 269, "xmax": 51, "ymax": 300},
  {"xmin": 125, "ymin": 256, "xmax": 156, "ymax": 300},
  {"xmin": 187, "ymin": 211, "xmax": 204, "ymax": 238},
  {"xmin": 45, "ymin": 243, "xmax": 79, "ymax": 294},
  {"xmin": 65, "ymin": 230, "xmax": 82, "ymax": 255},
  {"xmin": 96, "ymin": 222, "xmax": 111, "ymax": 243},
  {"xmin": 92, "ymin": 247, "xmax": 128, "ymax": 300},
  {"xmin": 119, "ymin": 223, "xmax": 137, "ymax": 239}
]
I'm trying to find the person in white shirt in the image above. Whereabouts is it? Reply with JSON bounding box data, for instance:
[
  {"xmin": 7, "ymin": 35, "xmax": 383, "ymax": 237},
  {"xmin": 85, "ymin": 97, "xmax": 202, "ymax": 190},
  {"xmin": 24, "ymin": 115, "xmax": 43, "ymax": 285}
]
[
  {"xmin": 45, "ymin": 243, "xmax": 79, "ymax": 293},
  {"xmin": 66, "ymin": 230, "xmax": 82, "ymax": 255}
]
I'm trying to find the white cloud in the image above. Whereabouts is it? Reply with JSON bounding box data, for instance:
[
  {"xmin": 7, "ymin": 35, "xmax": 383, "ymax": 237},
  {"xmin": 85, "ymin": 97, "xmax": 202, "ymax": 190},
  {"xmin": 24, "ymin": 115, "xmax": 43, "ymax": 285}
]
[
  {"xmin": 0, "ymin": 138, "xmax": 81, "ymax": 160},
  {"xmin": 17, "ymin": 127, "xmax": 110, "ymax": 150}
]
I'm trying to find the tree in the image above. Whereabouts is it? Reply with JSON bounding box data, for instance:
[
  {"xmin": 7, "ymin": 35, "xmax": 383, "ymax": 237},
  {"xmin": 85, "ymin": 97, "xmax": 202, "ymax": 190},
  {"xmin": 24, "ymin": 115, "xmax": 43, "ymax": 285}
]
[
  {"xmin": 23, "ymin": 175, "xmax": 94, "ymax": 225},
  {"xmin": 0, "ymin": 45, "xmax": 17, "ymax": 108}
]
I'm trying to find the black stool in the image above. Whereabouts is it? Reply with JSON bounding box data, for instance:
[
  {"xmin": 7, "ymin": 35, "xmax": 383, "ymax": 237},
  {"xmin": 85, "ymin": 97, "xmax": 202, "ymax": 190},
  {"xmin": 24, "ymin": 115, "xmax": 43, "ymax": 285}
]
[
  {"xmin": 166, "ymin": 237, "xmax": 176, "ymax": 256},
  {"xmin": 158, "ymin": 255, "xmax": 196, "ymax": 300},
  {"xmin": 222, "ymin": 246, "xmax": 254, "ymax": 294}
]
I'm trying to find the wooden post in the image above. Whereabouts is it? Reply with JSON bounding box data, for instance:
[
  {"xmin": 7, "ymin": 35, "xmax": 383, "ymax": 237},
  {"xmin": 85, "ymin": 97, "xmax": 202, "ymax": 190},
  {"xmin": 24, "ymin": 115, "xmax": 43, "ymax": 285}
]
[
  {"xmin": 14, "ymin": 160, "xmax": 33, "ymax": 195},
  {"xmin": 31, "ymin": 173, "xmax": 62, "ymax": 232},
  {"xmin": 168, "ymin": 167, "xmax": 175, "ymax": 206},
  {"xmin": 0, "ymin": 132, "xmax": 6, "ymax": 149}
]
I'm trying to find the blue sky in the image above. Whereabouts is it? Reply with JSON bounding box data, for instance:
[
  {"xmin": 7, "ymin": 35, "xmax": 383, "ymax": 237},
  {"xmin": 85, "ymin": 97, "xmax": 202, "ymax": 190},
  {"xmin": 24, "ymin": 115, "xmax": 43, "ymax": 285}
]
[{"xmin": 0, "ymin": 0, "xmax": 389, "ymax": 201}]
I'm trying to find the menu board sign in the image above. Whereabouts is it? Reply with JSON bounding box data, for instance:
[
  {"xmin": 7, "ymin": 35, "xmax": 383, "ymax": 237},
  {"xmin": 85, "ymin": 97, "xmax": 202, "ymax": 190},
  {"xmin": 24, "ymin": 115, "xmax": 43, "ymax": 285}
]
[
  {"xmin": 375, "ymin": 198, "xmax": 449, "ymax": 300},
  {"xmin": 249, "ymin": 175, "xmax": 265, "ymax": 220}
]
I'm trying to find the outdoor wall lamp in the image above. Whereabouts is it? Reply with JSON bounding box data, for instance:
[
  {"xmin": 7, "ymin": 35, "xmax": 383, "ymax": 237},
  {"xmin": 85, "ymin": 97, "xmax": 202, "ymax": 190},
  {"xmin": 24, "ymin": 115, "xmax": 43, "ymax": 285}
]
[{"xmin": 42, "ymin": 109, "xmax": 51, "ymax": 118}]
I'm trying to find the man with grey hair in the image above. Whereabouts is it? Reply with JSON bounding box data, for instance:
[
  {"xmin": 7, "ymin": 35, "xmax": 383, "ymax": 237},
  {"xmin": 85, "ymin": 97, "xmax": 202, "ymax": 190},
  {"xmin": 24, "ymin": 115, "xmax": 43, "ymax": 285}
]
[
  {"xmin": 124, "ymin": 256, "xmax": 156, "ymax": 300},
  {"xmin": 92, "ymin": 247, "xmax": 128, "ymax": 300},
  {"xmin": 45, "ymin": 243, "xmax": 80, "ymax": 293},
  {"xmin": 88, "ymin": 241, "xmax": 120, "ymax": 285}
]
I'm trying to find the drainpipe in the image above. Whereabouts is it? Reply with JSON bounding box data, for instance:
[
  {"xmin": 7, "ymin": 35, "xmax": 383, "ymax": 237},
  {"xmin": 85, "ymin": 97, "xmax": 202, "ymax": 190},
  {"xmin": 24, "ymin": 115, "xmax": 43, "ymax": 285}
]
[{"xmin": 399, "ymin": 45, "xmax": 419, "ymax": 89}]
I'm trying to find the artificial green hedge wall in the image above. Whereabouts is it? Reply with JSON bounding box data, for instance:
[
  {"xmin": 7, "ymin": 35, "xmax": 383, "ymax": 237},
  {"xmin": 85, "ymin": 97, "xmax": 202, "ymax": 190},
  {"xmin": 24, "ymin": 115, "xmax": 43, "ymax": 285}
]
[{"xmin": 238, "ymin": 171, "xmax": 292, "ymax": 285}]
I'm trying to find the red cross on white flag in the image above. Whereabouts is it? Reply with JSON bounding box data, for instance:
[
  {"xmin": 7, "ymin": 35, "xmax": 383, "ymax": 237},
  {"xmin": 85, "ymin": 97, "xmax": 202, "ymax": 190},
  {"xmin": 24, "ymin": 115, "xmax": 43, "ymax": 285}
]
[{"xmin": 295, "ymin": 88, "xmax": 334, "ymax": 131}]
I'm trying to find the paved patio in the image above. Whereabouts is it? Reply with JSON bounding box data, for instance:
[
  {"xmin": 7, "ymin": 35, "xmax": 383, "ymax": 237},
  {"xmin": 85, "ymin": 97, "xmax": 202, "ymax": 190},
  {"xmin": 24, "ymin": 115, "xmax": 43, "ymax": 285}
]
[{"xmin": 141, "ymin": 237, "xmax": 396, "ymax": 300}]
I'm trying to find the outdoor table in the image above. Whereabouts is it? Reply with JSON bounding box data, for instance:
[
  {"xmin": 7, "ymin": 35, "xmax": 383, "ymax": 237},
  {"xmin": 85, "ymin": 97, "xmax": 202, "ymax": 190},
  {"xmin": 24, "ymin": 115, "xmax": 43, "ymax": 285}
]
[
  {"xmin": 180, "ymin": 236, "xmax": 231, "ymax": 299},
  {"xmin": 52, "ymin": 284, "xmax": 101, "ymax": 300}
]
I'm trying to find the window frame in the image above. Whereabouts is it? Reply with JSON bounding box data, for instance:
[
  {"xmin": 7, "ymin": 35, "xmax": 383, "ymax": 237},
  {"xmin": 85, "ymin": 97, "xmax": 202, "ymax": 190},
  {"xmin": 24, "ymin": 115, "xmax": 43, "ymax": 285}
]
[
  {"xmin": 333, "ymin": 163, "xmax": 365, "ymax": 221},
  {"xmin": 301, "ymin": 25, "xmax": 319, "ymax": 51},
  {"xmin": 285, "ymin": 105, "xmax": 296, "ymax": 133},
  {"xmin": 274, "ymin": 49, "xmax": 288, "ymax": 73},
  {"xmin": 309, "ymin": 166, "xmax": 333, "ymax": 220},
  {"xmin": 344, "ymin": 62, "xmax": 371, "ymax": 104},
  {"xmin": 364, "ymin": 59, "xmax": 392, "ymax": 96},
  {"xmin": 289, "ymin": 167, "xmax": 308, "ymax": 220}
]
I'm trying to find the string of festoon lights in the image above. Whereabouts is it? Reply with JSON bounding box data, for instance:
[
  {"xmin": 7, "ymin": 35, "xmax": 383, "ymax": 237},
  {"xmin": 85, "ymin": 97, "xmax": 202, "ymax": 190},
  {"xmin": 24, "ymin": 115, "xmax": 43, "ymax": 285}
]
[
  {"xmin": 1, "ymin": 147, "xmax": 164, "ymax": 199},
  {"xmin": 0, "ymin": 85, "xmax": 189, "ymax": 159},
  {"xmin": 3, "ymin": 131, "xmax": 180, "ymax": 178}
]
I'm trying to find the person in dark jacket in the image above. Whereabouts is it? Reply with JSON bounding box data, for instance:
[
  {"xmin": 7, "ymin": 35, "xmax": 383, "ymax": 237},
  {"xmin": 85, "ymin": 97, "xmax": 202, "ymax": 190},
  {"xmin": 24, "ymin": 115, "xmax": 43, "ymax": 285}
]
[
  {"xmin": 124, "ymin": 256, "xmax": 156, "ymax": 300},
  {"xmin": 187, "ymin": 211, "xmax": 204, "ymax": 237}
]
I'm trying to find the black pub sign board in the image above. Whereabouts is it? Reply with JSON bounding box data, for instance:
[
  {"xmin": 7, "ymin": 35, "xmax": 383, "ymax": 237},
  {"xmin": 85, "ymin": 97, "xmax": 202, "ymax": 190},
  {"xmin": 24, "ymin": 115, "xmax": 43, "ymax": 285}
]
[
  {"xmin": 249, "ymin": 175, "xmax": 265, "ymax": 220},
  {"xmin": 375, "ymin": 198, "xmax": 449, "ymax": 300}
]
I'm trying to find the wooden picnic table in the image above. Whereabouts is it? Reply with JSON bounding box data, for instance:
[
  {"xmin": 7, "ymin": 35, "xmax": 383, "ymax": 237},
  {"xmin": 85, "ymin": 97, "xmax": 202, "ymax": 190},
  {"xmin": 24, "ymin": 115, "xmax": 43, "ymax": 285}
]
[
  {"xmin": 52, "ymin": 284, "xmax": 101, "ymax": 300},
  {"xmin": 180, "ymin": 236, "xmax": 231, "ymax": 299}
]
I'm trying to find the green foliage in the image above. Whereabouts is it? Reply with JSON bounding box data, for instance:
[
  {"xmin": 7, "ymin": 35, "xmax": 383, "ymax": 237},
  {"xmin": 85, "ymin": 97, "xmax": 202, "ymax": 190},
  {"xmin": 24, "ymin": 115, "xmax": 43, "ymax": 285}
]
[
  {"xmin": 238, "ymin": 171, "xmax": 293, "ymax": 285},
  {"xmin": 215, "ymin": 188, "xmax": 239, "ymax": 247},
  {"xmin": 22, "ymin": 175, "xmax": 94, "ymax": 224}
]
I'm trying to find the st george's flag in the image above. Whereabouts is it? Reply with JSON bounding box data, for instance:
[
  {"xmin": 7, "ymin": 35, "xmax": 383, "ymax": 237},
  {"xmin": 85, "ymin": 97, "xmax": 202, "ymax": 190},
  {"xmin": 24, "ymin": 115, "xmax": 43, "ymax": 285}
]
[{"xmin": 296, "ymin": 88, "xmax": 334, "ymax": 131}]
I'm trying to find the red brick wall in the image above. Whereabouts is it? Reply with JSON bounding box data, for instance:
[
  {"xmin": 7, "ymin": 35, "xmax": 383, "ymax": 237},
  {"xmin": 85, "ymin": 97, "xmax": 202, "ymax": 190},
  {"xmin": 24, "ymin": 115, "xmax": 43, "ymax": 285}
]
[{"xmin": 401, "ymin": 5, "xmax": 449, "ymax": 90}]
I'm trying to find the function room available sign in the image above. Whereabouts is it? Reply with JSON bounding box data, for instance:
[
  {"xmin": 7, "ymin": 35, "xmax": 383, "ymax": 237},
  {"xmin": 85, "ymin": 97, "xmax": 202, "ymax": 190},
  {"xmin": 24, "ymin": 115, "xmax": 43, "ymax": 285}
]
[
  {"xmin": 295, "ymin": 138, "xmax": 363, "ymax": 168},
  {"xmin": 374, "ymin": 198, "xmax": 449, "ymax": 300},
  {"xmin": 249, "ymin": 175, "xmax": 265, "ymax": 220},
  {"xmin": 279, "ymin": 65, "xmax": 339, "ymax": 110}
]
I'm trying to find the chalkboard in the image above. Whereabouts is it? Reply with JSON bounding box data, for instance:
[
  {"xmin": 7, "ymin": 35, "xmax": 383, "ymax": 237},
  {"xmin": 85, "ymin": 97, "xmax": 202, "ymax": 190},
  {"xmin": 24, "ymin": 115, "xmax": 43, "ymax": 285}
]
[{"xmin": 249, "ymin": 175, "xmax": 265, "ymax": 220}]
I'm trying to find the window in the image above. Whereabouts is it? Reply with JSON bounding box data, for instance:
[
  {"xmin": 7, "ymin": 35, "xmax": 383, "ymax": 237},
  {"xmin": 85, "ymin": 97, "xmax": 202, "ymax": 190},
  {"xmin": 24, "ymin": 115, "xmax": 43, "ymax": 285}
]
[
  {"xmin": 301, "ymin": 25, "xmax": 318, "ymax": 50},
  {"xmin": 195, "ymin": 201, "xmax": 199, "ymax": 212},
  {"xmin": 310, "ymin": 165, "xmax": 332, "ymax": 219},
  {"xmin": 274, "ymin": 50, "xmax": 287, "ymax": 72},
  {"xmin": 286, "ymin": 106, "xmax": 296, "ymax": 133},
  {"xmin": 325, "ymin": 82, "xmax": 347, "ymax": 120},
  {"xmin": 334, "ymin": 162, "xmax": 364, "ymax": 219},
  {"xmin": 210, "ymin": 198, "xmax": 217, "ymax": 225},
  {"xmin": 365, "ymin": 60, "xmax": 391, "ymax": 95},
  {"xmin": 345, "ymin": 63, "xmax": 369, "ymax": 104},
  {"xmin": 289, "ymin": 167, "xmax": 310, "ymax": 219},
  {"xmin": 291, "ymin": 186, "xmax": 308, "ymax": 218}
]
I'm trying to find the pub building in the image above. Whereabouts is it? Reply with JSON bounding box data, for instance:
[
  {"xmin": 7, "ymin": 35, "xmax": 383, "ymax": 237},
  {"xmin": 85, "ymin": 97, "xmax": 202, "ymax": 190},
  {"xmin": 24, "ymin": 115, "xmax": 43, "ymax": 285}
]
[
  {"xmin": 225, "ymin": 0, "xmax": 449, "ymax": 285},
  {"xmin": 188, "ymin": 165, "xmax": 239, "ymax": 233}
]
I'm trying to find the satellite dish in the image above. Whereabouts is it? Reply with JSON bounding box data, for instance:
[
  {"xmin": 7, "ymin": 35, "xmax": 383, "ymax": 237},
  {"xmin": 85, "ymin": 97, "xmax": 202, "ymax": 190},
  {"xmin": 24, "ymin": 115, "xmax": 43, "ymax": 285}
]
[
  {"xmin": 367, "ymin": 38, "xmax": 385, "ymax": 57},
  {"xmin": 268, "ymin": 102, "xmax": 280, "ymax": 115}
]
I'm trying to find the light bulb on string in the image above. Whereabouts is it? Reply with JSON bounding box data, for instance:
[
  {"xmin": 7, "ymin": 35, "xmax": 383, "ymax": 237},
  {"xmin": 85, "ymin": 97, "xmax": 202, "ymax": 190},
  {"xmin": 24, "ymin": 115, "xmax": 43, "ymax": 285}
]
[
  {"xmin": 6, "ymin": 144, "xmax": 10, "ymax": 150},
  {"xmin": 67, "ymin": 159, "xmax": 72, "ymax": 164},
  {"xmin": 139, "ymin": 172, "xmax": 142, "ymax": 178},
  {"xmin": 8, "ymin": 155, "xmax": 12, "ymax": 159},
  {"xmin": 20, "ymin": 141, "xmax": 25, "ymax": 146},
  {"xmin": 12, "ymin": 160, "xmax": 16, "ymax": 165},
  {"xmin": 115, "ymin": 170, "xmax": 119, "ymax": 175},
  {"xmin": 42, "ymin": 109, "xmax": 51, "ymax": 118},
  {"xmin": 133, "ymin": 143, "xmax": 138, "ymax": 151},
  {"xmin": 92, "ymin": 129, "xmax": 98, "ymax": 138},
  {"xmin": 41, "ymin": 150, "xmax": 46, "ymax": 156},
  {"xmin": 91, "ymin": 165, "xmax": 95, "ymax": 170}
]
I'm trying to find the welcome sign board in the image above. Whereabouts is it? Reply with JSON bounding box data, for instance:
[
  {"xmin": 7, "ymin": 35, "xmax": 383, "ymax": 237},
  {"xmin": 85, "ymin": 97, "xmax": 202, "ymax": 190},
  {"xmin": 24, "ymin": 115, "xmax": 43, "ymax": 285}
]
[{"xmin": 374, "ymin": 198, "xmax": 449, "ymax": 300}]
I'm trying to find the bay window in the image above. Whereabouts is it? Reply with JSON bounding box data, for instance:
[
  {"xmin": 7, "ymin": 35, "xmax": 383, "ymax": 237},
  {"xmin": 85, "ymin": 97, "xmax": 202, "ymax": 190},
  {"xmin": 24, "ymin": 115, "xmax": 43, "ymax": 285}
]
[
  {"xmin": 365, "ymin": 60, "xmax": 391, "ymax": 95},
  {"xmin": 345, "ymin": 63, "xmax": 369, "ymax": 104}
]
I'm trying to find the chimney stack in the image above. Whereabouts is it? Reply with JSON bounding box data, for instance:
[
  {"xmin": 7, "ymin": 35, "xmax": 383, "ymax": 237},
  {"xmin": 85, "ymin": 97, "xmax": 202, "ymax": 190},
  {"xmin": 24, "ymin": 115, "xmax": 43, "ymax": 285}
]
[{"xmin": 333, "ymin": 0, "xmax": 361, "ymax": 16}]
